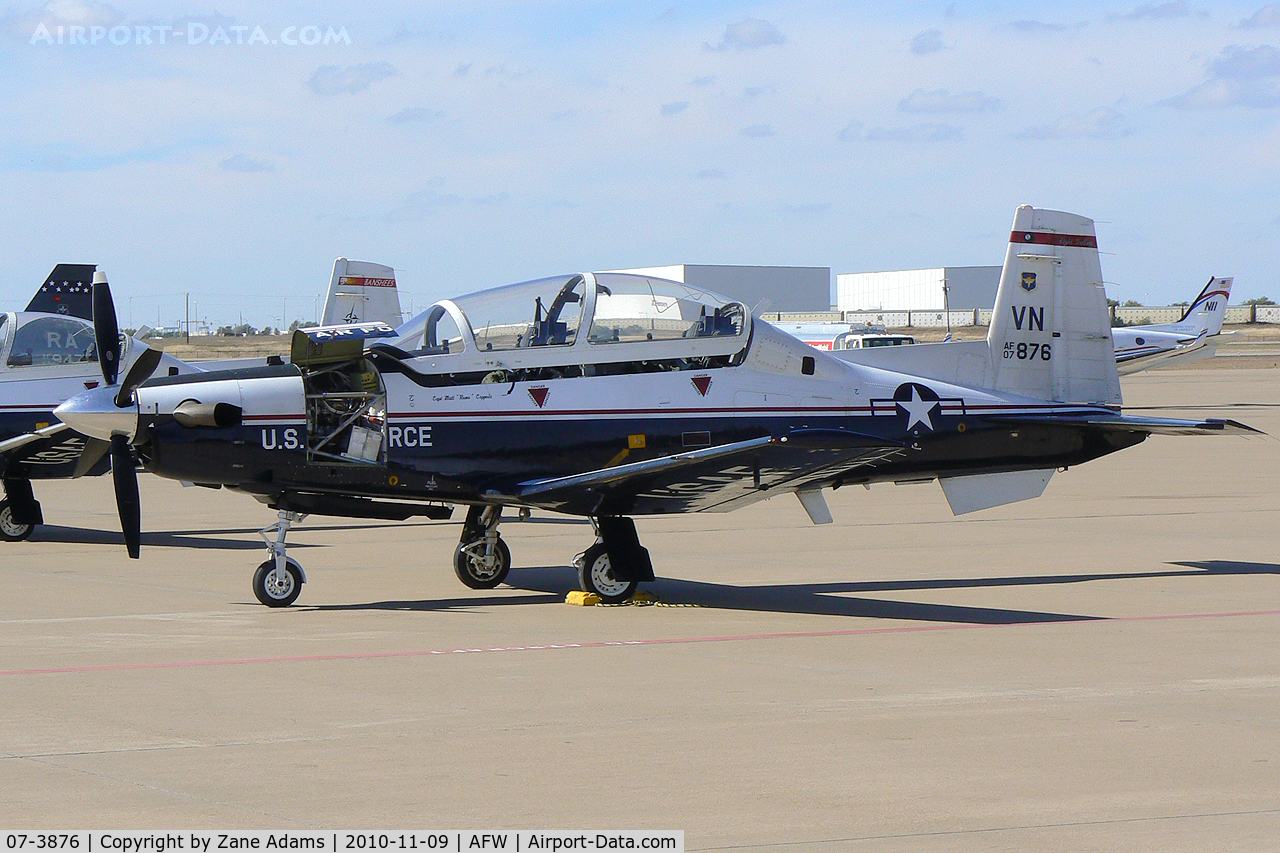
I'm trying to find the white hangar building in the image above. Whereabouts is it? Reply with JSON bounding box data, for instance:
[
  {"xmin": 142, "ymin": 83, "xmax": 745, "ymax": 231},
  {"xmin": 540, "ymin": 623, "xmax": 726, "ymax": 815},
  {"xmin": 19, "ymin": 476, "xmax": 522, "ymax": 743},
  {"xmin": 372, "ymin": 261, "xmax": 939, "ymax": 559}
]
[
  {"xmin": 615, "ymin": 264, "xmax": 832, "ymax": 314},
  {"xmin": 836, "ymin": 266, "xmax": 1000, "ymax": 313}
]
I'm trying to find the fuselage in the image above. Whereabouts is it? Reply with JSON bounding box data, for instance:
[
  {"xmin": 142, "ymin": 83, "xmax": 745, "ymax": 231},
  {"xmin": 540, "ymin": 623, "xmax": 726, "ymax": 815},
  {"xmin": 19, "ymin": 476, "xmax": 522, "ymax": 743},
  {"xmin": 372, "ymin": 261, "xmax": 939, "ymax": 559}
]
[{"xmin": 102, "ymin": 272, "xmax": 1142, "ymax": 517}]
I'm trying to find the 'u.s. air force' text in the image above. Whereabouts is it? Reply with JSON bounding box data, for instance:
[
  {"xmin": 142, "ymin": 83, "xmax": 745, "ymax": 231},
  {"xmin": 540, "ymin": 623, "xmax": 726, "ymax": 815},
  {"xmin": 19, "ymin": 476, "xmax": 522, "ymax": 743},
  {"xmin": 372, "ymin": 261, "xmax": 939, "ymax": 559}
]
[{"xmin": 260, "ymin": 426, "xmax": 431, "ymax": 450}]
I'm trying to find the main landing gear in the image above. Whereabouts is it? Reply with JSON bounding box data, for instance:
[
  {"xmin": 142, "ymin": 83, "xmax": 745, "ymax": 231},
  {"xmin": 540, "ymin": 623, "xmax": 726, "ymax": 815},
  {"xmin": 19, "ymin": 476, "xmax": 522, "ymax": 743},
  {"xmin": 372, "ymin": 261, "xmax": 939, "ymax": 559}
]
[
  {"xmin": 252, "ymin": 509, "xmax": 308, "ymax": 607},
  {"xmin": 450, "ymin": 506, "xmax": 655, "ymax": 604},
  {"xmin": 0, "ymin": 479, "xmax": 42, "ymax": 542},
  {"xmin": 574, "ymin": 517, "xmax": 654, "ymax": 603}
]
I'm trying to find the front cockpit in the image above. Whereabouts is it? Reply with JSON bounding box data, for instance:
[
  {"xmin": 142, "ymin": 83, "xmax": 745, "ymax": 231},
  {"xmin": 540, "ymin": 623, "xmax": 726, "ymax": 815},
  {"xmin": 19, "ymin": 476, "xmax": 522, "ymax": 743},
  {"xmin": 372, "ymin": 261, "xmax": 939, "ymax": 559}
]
[{"xmin": 0, "ymin": 312, "xmax": 114, "ymax": 369}]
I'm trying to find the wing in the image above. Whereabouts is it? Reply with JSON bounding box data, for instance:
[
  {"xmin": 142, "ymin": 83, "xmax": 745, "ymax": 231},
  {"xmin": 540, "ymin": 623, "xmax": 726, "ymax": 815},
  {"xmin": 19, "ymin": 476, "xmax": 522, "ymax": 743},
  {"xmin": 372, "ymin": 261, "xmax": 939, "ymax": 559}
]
[
  {"xmin": 504, "ymin": 430, "xmax": 905, "ymax": 516},
  {"xmin": 0, "ymin": 423, "xmax": 70, "ymax": 455}
]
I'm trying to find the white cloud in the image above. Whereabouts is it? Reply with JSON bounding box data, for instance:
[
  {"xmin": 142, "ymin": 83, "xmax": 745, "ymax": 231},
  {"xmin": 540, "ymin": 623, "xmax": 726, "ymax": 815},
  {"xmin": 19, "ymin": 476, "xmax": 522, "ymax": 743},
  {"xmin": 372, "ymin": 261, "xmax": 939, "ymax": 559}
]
[
  {"xmin": 898, "ymin": 89, "xmax": 1000, "ymax": 113},
  {"xmin": 386, "ymin": 187, "xmax": 463, "ymax": 222},
  {"xmin": 1014, "ymin": 107, "xmax": 1132, "ymax": 139},
  {"xmin": 1239, "ymin": 5, "xmax": 1280, "ymax": 28},
  {"xmin": 1113, "ymin": 1, "xmax": 1194, "ymax": 20},
  {"xmin": 1209, "ymin": 44, "xmax": 1280, "ymax": 79},
  {"xmin": 836, "ymin": 120, "xmax": 862, "ymax": 141},
  {"xmin": 909, "ymin": 29, "xmax": 945, "ymax": 54},
  {"xmin": 1163, "ymin": 78, "xmax": 1280, "ymax": 108},
  {"xmin": 1010, "ymin": 20, "xmax": 1068, "ymax": 33},
  {"xmin": 219, "ymin": 153, "xmax": 275, "ymax": 172},
  {"xmin": 307, "ymin": 62, "xmax": 398, "ymax": 97},
  {"xmin": 740, "ymin": 124, "xmax": 775, "ymax": 138},
  {"xmin": 866, "ymin": 123, "xmax": 962, "ymax": 142},
  {"xmin": 707, "ymin": 18, "xmax": 785, "ymax": 51},
  {"xmin": 660, "ymin": 101, "xmax": 689, "ymax": 116},
  {"xmin": 1164, "ymin": 44, "xmax": 1280, "ymax": 107},
  {"xmin": 387, "ymin": 107, "xmax": 444, "ymax": 124},
  {"xmin": 3, "ymin": 0, "xmax": 118, "ymax": 38}
]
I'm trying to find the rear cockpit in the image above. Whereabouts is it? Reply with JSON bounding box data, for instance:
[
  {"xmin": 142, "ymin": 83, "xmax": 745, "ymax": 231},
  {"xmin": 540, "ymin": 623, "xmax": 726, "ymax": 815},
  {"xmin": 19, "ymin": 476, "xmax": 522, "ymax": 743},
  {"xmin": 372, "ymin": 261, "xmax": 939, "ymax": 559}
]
[{"xmin": 386, "ymin": 272, "xmax": 750, "ymax": 385}]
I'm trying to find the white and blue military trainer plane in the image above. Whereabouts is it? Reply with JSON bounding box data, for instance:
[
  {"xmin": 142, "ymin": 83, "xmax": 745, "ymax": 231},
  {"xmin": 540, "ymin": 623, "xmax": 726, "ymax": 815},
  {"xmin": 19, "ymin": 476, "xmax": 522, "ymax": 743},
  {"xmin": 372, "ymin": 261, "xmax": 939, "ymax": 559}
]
[
  {"xmin": 0, "ymin": 265, "xmax": 193, "ymax": 541},
  {"xmin": 55, "ymin": 206, "xmax": 1258, "ymax": 607}
]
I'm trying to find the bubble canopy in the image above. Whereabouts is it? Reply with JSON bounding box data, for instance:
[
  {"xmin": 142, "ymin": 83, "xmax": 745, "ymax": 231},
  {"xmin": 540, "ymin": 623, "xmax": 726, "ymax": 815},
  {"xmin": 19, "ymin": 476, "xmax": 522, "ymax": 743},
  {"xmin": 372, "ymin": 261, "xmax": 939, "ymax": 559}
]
[{"xmin": 393, "ymin": 272, "xmax": 750, "ymax": 362}]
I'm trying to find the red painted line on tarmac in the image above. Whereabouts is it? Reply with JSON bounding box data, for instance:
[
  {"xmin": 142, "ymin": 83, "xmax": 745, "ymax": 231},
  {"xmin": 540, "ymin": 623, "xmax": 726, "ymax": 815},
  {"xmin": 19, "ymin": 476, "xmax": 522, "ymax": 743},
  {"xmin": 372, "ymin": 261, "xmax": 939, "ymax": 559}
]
[{"xmin": 4, "ymin": 608, "xmax": 1280, "ymax": 677}]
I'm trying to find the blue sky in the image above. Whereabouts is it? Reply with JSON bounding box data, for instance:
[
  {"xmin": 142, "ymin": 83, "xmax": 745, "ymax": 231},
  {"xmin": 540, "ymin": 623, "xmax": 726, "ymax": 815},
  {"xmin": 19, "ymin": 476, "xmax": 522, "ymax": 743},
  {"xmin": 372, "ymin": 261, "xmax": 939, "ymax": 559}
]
[{"xmin": 1, "ymin": 1, "xmax": 1278, "ymax": 328}]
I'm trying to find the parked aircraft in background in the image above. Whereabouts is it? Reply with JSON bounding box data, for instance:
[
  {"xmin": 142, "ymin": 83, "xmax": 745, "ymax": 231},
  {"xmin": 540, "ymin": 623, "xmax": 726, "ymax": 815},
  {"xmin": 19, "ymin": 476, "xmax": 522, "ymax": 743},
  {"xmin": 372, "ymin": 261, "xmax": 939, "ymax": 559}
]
[
  {"xmin": 321, "ymin": 259, "xmax": 403, "ymax": 327},
  {"xmin": 774, "ymin": 323, "xmax": 916, "ymax": 351},
  {"xmin": 792, "ymin": 276, "xmax": 1234, "ymax": 377},
  {"xmin": 1112, "ymin": 277, "xmax": 1233, "ymax": 374},
  {"xmin": 55, "ymin": 206, "xmax": 1257, "ymax": 609},
  {"xmin": 0, "ymin": 266, "xmax": 194, "ymax": 540}
]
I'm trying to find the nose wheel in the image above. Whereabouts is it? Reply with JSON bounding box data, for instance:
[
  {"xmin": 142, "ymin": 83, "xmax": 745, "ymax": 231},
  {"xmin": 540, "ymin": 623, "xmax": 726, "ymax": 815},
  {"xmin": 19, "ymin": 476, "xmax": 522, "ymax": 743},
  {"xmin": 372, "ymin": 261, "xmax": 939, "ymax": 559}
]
[
  {"xmin": 454, "ymin": 536, "xmax": 511, "ymax": 588},
  {"xmin": 252, "ymin": 509, "xmax": 307, "ymax": 607},
  {"xmin": 253, "ymin": 557, "xmax": 304, "ymax": 607},
  {"xmin": 453, "ymin": 505, "xmax": 511, "ymax": 589}
]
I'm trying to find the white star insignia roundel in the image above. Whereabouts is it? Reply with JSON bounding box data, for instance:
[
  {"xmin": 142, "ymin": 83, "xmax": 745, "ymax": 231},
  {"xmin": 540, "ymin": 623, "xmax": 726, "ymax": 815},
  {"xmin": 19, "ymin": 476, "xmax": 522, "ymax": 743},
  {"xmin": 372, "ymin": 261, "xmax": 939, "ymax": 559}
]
[{"xmin": 897, "ymin": 386, "xmax": 939, "ymax": 431}]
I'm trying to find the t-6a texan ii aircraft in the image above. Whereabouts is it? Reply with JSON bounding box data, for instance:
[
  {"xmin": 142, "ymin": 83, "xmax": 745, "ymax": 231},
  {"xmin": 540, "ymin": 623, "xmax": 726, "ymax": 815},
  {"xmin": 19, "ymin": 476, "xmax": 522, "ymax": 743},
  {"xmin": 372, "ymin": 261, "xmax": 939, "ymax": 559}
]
[
  {"xmin": 55, "ymin": 206, "xmax": 1257, "ymax": 608},
  {"xmin": 0, "ymin": 265, "xmax": 193, "ymax": 540}
]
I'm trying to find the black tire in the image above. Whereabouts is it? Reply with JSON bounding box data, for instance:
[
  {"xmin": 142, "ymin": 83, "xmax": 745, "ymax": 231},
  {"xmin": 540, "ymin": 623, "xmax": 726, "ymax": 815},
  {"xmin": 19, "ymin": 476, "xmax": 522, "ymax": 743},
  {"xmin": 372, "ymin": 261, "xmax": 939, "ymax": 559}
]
[
  {"xmin": 577, "ymin": 543, "xmax": 638, "ymax": 604},
  {"xmin": 252, "ymin": 558, "xmax": 303, "ymax": 607},
  {"xmin": 0, "ymin": 499, "xmax": 34, "ymax": 542},
  {"xmin": 453, "ymin": 536, "xmax": 511, "ymax": 589}
]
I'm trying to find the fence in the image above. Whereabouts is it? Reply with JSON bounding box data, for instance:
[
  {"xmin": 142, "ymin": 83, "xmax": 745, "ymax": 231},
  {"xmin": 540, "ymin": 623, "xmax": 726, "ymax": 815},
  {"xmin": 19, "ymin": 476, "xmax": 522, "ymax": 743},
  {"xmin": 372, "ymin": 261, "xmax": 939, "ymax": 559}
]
[{"xmin": 765, "ymin": 305, "xmax": 1278, "ymax": 329}]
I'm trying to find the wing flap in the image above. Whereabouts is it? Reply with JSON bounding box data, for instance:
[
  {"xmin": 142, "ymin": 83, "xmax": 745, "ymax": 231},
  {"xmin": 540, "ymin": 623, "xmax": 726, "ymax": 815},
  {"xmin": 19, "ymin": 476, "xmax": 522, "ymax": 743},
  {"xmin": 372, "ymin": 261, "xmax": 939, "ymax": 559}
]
[{"xmin": 509, "ymin": 431, "xmax": 904, "ymax": 514}]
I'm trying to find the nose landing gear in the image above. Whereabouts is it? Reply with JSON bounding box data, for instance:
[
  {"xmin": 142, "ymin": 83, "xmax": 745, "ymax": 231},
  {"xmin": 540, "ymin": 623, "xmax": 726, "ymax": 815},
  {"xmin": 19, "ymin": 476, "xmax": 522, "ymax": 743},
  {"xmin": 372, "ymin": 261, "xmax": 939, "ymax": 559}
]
[
  {"xmin": 252, "ymin": 509, "xmax": 308, "ymax": 607},
  {"xmin": 453, "ymin": 504, "xmax": 512, "ymax": 589}
]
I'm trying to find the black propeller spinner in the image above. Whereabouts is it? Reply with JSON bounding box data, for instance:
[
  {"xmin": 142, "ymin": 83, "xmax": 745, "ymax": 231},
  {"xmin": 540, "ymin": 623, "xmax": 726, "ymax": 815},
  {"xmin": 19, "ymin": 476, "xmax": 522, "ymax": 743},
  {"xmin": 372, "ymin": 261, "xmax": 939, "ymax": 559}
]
[{"xmin": 90, "ymin": 272, "xmax": 160, "ymax": 559}]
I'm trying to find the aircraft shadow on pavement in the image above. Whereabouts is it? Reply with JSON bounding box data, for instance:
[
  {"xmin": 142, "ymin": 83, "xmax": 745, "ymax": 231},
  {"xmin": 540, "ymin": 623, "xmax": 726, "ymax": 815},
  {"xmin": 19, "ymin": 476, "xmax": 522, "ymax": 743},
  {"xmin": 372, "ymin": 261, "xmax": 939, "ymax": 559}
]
[
  {"xmin": 302, "ymin": 566, "xmax": 1092, "ymax": 624},
  {"xmin": 32, "ymin": 525, "xmax": 300, "ymax": 551},
  {"xmin": 501, "ymin": 559, "xmax": 1280, "ymax": 625},
  {"xmin": 29, "ymin": 519, "xmax": 462, "ymax": 549}
]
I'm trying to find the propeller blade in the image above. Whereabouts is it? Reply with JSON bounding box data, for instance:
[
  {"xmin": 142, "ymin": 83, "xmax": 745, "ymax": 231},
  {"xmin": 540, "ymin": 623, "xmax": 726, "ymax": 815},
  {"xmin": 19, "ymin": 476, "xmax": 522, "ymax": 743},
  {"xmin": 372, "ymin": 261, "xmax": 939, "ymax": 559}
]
[
  {"xmin": 72, "ymin": 437, "xmax": 112, "ymax": 478},
  {"xmin": 115, "ymin": 346, "xmax": 163, "ymax": 408},
  {"xmin": 110, "ymin": 434, "xmax": 141, "ymax": 559},
  {"xmin": 92, "ymin": 273, "xmax": 121, "ymax": 387}
]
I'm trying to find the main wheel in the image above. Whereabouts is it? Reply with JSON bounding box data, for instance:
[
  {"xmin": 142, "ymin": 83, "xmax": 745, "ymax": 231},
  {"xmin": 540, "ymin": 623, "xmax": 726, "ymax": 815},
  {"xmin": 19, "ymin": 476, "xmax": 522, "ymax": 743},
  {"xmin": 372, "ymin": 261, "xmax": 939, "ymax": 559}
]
[
  {"xmin": 0, "ymin": 499, "xmax": 34, "ymax": 542},
  {"xmin": 453, "ymin": 536, "xmax": 511, "ymax": 589},
  {"xmin": 577, "ymin": 543, "xmax": 638, "ymax": 604},
  {"xmin": 252, "ymin": 558, "xmax": 304, "ymax": 607}
]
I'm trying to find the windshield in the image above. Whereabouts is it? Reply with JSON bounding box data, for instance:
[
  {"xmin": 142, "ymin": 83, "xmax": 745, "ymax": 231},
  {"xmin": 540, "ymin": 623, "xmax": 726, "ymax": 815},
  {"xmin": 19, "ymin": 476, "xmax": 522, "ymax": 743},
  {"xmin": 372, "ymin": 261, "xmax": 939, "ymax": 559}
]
[
  {"xmin": 453, "ymin": 274, "xmax": 585, "ymax": 351},
  {"xmin": 6, "ymin": 315, "xmax": 97, "ymax": 367}
]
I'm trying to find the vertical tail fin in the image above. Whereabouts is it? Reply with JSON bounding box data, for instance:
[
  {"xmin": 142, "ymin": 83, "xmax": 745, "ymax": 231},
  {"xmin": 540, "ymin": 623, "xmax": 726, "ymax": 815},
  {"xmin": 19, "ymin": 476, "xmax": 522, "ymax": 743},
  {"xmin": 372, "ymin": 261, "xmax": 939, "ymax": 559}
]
[
  {"xmin": 1176, "ymin": 276, "xmax": 1232, "ymax": 335},
  {"xmin": 986, "ymin": 206, "xmax": 1120, "ymax": 405},
  {"xmin": 321, "ymin": 259, "xmax": 403, "ymax": 326},
  {"xmin": 25, "ymin": 264, "xmax": 96, "ymax": 320}
]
